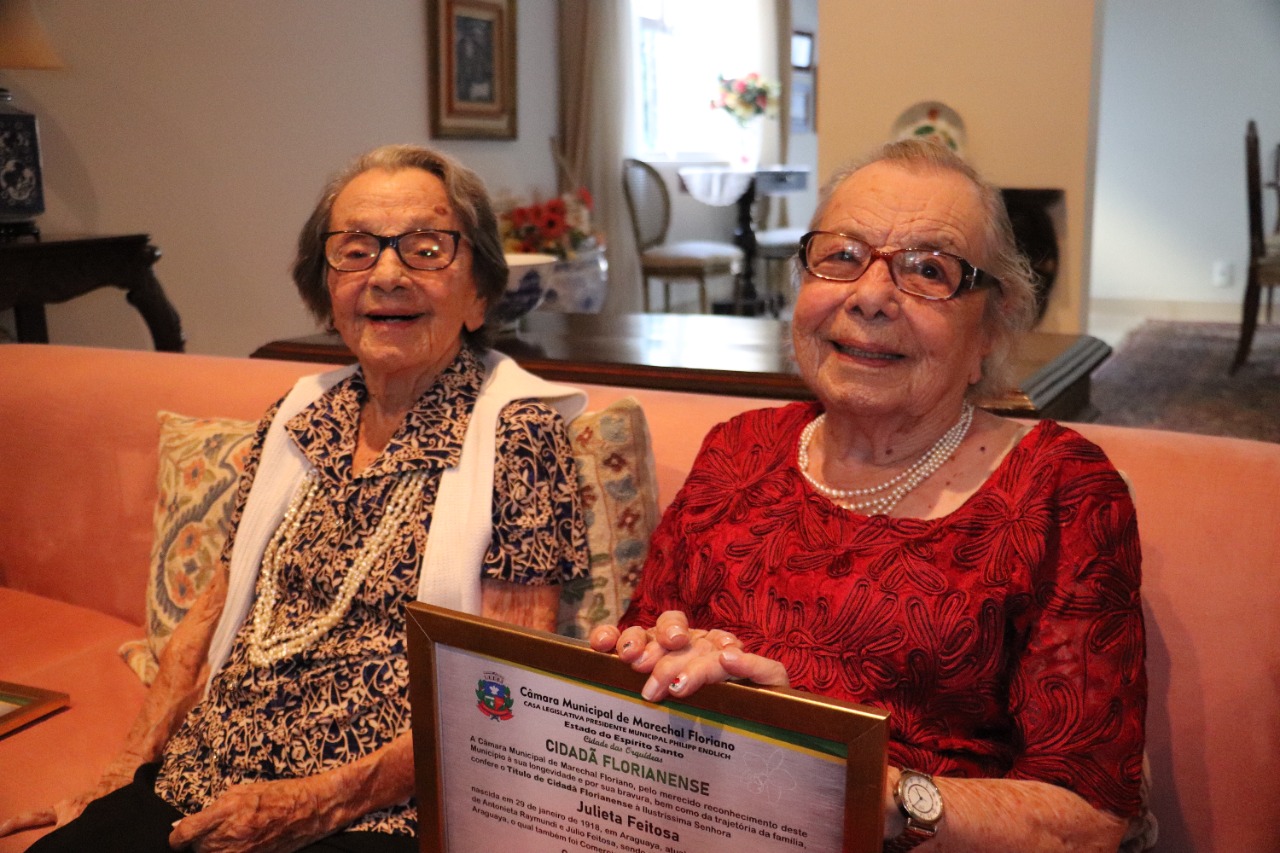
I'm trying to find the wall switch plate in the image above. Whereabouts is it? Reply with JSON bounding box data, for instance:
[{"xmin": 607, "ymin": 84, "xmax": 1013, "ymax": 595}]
[{"xmin": 1212, "ymin": 260, "xmax": 1234, "ymax": 288}]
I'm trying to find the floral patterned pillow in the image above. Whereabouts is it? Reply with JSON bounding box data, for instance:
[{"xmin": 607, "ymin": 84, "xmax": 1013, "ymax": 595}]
[
  {"xmin": 118, "ymin": 412, "xmax": 255, "ymax": 684},
  {"xmin": 118, "ymin": 397, "xmax": 660, "ymax": 682},
  {"xmin": 558, "ymin": 397, "xmax": 660, "ymax": 638}
]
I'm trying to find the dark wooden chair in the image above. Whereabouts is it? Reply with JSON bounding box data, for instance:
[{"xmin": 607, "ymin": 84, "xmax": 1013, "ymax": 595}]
[
  {"xmin": 1267, "ymin": 141, "xmax": 1280, "ymax": 235},
  {"xmin": 749, "ymin": 193, "xmax": 804, "ymax": 315},
  {"xmin": 621, "ymin": 158, "xmax": 743, "ymax": 313},
  {"xmin": 755, "ymin": 225, "xmax": 804, "ymax": 315},
  {"xmin": 1230, "ymin": 121, "xmax": 1280, "ymax": 374}
]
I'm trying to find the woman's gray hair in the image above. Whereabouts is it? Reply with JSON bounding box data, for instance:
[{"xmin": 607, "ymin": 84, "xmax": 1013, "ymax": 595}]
[
  {"xmin": 801, "ymin": 139, "xmax": 1039, "ymax": 399},
  {"xmin": 291, "ymin": 143, "xmax": 508, "ymax": 350}
]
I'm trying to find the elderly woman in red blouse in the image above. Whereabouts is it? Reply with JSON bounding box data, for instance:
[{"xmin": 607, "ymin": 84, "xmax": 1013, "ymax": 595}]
[{"xmin": 593, "ymin": 139, "xmax": 1146, "ymax": 853}]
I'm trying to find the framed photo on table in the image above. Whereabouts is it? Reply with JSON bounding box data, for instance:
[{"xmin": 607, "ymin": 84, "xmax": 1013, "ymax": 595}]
[
  {"xmin": 0, "ymin": 680, "xmax": 68, "ymax": 738},
  {"xmin": 406, "ymin": 603, "xmax": 890, "ymax": 853},
  {"xmin": 427, "ymin": 0, "xmax": 517, "ymax": 139}
]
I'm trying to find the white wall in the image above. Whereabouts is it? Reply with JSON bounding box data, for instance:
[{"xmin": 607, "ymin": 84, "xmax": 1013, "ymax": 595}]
[
  {"xmin": 1091, "ymin": 0, "xmax": 1280, "ymax": 305},
  {"xmin": 3, "ymin": 0, "xmax": 561, "ymax": 357}
]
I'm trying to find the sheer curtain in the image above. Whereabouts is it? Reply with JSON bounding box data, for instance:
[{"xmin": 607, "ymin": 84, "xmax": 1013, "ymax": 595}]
[{"xmin": 556, "ymin": 0, "xmax": 639, "ymax": 313}]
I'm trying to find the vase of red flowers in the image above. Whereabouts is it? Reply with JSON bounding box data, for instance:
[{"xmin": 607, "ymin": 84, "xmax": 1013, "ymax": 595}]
[{"xmin": 498, "ymin": 187, "xmax": 607, "ymax": 313}]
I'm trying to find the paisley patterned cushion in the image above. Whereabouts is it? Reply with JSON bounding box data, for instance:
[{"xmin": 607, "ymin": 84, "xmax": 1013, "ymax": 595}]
[
  {"xmin": 558, "ymin": 397, "xmax": 660, "ymax": 638},
  {"xmin": 119, "ymin": 412, "xmax": 255, "ymax": 684},
  {"xmin": 119, "ymin": 397, "xmax": 659, "ymax": 680}
]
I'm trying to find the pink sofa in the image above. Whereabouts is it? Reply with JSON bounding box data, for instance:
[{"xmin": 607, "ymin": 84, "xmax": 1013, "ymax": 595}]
[{"xmin": 1, "ymin": 343, "xmax": 1278, "ymax": 852}]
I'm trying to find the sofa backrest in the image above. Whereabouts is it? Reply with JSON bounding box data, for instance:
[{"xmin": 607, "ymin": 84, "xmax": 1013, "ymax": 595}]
[
  {"xmin": 2, "ymin": 343, "xmax": 1278, "ymax": 851},
  {"xmin": 0, "ymin": 345, "xmax": 781, "ymax": 625},
  {"xmin": 0, "ymin": 346, "xmax": 338, "ymax": 624},
  {"xmin": 1070, "ymin": 421, "xmax": 1280, "ymax": 851}
]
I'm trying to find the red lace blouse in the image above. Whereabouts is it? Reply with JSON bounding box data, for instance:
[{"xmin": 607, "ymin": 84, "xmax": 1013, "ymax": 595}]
[{"xmin": 620, "ymin": 402, "xmax": 1146, "ymax": 818}]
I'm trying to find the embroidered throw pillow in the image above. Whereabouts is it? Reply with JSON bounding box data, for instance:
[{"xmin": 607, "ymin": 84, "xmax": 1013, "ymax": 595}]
[
  {"xmin": 118, "ymin": 412, "xmax": 255, "ymax": 684},
  {"xmin": 118, "ymin": 397, "xmax": 660, "ymax": 681},
  {"xmin": 559, "ymin": 397, "xmax": 660, "ymax": 638}
]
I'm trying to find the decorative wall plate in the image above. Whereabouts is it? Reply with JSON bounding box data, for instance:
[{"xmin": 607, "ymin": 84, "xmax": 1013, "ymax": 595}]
[{"xmin": 890, "ymin": 101, "xmax": 967, "ymax": 156}]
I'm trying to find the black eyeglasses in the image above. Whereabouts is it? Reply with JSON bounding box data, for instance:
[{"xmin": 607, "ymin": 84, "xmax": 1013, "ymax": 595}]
[
  {"xmin": 798, "ymin": 230, "xmax": 1001, "ymax": 301},
  {"xmin": 322, "ymin": 229, "xmax": 464, "ymax": 272}
]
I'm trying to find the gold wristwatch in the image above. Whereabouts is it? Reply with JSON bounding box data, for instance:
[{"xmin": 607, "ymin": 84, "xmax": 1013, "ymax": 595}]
[{"xmin": 884, "ymin": 769, "xmax": 943, "ymax": 853}]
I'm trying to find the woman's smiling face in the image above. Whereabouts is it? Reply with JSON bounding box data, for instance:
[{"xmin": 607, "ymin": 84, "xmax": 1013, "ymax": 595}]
[
  {"xmin": 326, "ymin": 167, "xmax": 487, "ymax": 389},
  {"xmin": 792, "ymin": 160, "xmax": 995, "ymax": 424}
]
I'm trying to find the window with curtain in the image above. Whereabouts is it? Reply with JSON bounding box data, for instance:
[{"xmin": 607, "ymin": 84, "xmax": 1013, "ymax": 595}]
[{"xmin": 631, "ymin": 0, "xmax": 771, "ymax": 160}]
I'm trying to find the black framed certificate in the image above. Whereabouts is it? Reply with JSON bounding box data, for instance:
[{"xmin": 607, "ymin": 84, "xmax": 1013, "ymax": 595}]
[{"xmin": 406, "ymin": 604, "xmax": 889, "ymax": 853}]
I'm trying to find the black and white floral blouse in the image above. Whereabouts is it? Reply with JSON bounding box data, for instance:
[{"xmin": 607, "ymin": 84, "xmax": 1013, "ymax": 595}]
[{"xmin": 155, "ymin": 346, "xmax": 588, "ymax": 836}]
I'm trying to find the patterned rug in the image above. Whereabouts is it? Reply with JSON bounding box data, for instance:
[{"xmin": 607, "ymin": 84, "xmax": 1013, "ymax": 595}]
[{"xmin": 1090, "ymin": 320, "xmax": 1280, "ymax": 443}]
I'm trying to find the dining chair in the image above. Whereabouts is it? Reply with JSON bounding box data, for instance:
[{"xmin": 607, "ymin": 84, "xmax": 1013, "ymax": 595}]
[
  {"xmin": 755, "ymin": 225, "xmax": 805, "ymax": 315},
  {"xmin": 621, "ymin": 158, "xmax": 743, "ymax": 313},
  {"xmin": 1230, "ymin": 120, "xmax": 1280, "ymax": 374},
  {"xmin": 745, "ymin": 193, "xmax": 803, "ymax": 316},
  {"xmin": 1267, "ymin": 142, "xmax": 1280, "ymax": 235}
]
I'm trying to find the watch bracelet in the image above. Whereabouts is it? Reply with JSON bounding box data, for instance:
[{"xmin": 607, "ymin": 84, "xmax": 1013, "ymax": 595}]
[{"xmin": 882, "ymin": 824, "xmax": 936, "ymax": 853}]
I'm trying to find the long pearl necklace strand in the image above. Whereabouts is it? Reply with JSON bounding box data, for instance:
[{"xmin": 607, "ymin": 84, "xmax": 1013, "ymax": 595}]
[
  {"xmin": 246, "ymin": 469, "xmax": 427, "ymax": 668},
  {"xmin": 797, "ymin": 402, "xmax": 974, "ymax": 516}
]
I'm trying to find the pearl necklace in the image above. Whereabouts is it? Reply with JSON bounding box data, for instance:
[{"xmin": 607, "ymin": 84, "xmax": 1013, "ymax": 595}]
[
  {"xmin": 245, "ymin": 469, "xmax": 427, "ymax": 668},
  {"xmin": 797, "ymin": 402, "xmax": 974, "ymax": 516}
]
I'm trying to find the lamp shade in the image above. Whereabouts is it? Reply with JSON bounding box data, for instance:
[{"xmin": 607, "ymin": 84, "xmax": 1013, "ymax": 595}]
[{"xmin": 0, "ymin": 0, "xmax": 64, "ymax": 70}]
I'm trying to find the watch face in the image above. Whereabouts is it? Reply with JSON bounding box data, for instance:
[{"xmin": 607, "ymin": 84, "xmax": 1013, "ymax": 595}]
[{"xmin": 901, "ymin": 773, "xmax": 944, "ymax": 823}]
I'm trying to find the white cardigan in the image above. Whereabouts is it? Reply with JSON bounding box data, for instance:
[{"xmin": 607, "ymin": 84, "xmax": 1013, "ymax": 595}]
[{"xmin": 204, "ymin": 350, "xmax": 586, "ymax": 690}]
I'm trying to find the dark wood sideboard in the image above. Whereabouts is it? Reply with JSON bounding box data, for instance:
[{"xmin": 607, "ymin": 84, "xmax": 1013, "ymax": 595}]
[{"xmin": 252, "ymin": 313, "xmax": 1110, "ymax": 421}]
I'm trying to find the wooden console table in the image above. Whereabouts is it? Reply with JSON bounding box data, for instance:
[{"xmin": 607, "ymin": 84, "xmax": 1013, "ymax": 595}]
[
  {"xmin": 252, "ymin": 313, "xmax": 1111, "ymax": 420},
  {"xmin": 0, "ymin": 233, "xmax": 185, "ymax": 351}
]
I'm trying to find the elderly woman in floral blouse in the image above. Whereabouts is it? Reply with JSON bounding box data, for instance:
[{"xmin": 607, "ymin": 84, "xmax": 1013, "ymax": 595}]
[{"xmin": 4, "ymin": 145, "xmax": 589, "ymax": 853}]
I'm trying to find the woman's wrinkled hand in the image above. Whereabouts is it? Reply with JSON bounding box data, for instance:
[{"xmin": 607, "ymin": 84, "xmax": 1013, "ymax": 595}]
[
  {"xmin": 588, "ymin": 610, "xmax": 789, "ymax": 702},
  {"xmin": 0, "ymin": 807, "xmax": 53, "ymax": 839},
  {"xmin": 168, "ymin": 777, "xmax": 338, "ymax": 853},
  {"xmin": 0, "ymin": 762, "xmax": 137, "ymax": 838},
  {"xmin": 0, "ymin": 796, "xmax": 82, "ymax": 839}
]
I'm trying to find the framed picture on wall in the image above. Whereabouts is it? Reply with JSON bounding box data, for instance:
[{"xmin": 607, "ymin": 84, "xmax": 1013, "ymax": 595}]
[
  {"xmin": 427, "ymin": 0, "xmax": 517, "ymax": 139},
  {"xmin": 791, "ymin": 30, "xmax": 814, "ymax": 70},
  {"xmin": 792, "ymin": 70, "xmax": 816, "ymax": 133}
]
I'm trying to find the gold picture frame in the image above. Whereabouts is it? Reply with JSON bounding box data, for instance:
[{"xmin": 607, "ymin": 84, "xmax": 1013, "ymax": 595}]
[
  {"xmin": 427, "ymin": 0, "xmax": 517, "ymax": 139},
  {"xmin": 406, "ymin": 603, "xmax": 890, "ymax": 853},
  {"xmin": 0, "ymin": 680, "xmax": 69, "ymax": 738}
]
